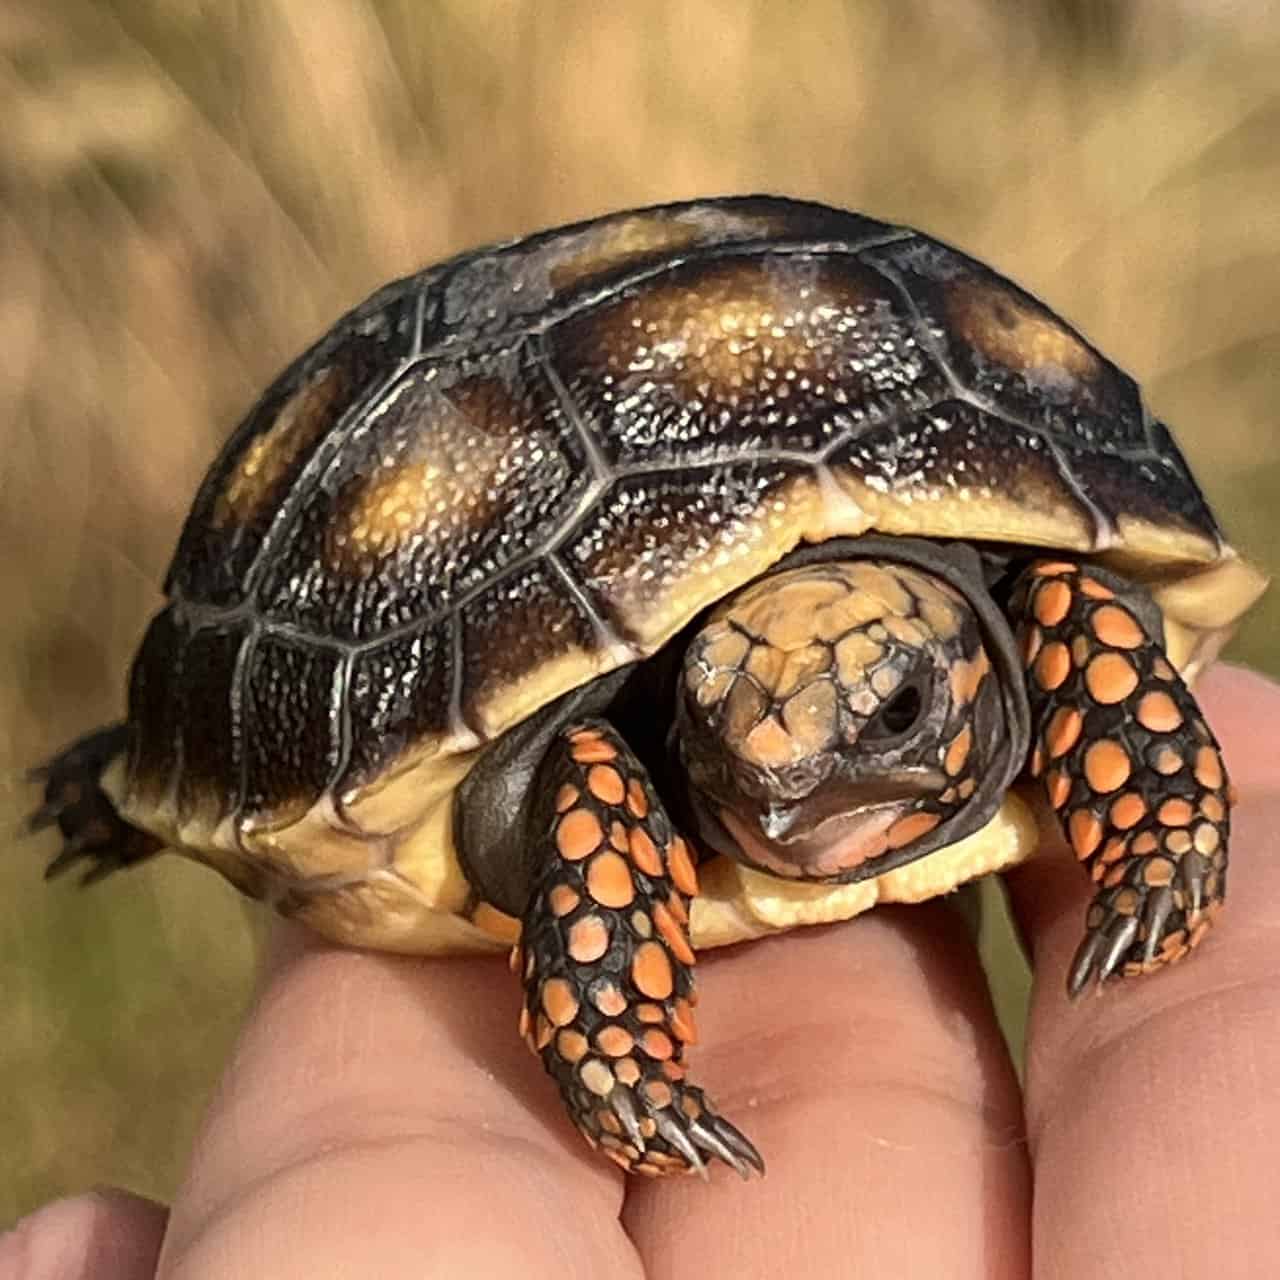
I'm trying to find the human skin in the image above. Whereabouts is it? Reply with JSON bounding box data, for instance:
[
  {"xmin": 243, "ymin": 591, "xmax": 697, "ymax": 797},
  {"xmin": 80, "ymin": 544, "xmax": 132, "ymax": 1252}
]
[{"xmin": 4, "ymin": 665, "xmax": 1279, "ymax": 1279}]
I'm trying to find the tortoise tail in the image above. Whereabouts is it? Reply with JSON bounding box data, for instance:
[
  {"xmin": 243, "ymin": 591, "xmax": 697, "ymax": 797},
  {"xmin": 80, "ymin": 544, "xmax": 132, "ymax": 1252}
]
[{"xmin": 26, "ymin": 724, "xmax": 160, "ymax": 884}]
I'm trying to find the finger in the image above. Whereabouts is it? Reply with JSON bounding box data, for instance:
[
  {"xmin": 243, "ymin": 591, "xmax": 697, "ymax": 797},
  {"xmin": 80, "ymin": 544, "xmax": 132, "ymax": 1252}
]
[
  {"xmin": 1007, "ymin": 664, "xmax": 1280, "ymax": 1278},
  {"xmin": 0, "ymin": 1189, "xmax": 167, "ymax": 1280},
  {"xmin": 157, "ymin": 928, "xmax": 642, "ymax": 1280},
  {"xmin": 622, "ymin": 903, "xmax": 1031, "ymax": 1279}
]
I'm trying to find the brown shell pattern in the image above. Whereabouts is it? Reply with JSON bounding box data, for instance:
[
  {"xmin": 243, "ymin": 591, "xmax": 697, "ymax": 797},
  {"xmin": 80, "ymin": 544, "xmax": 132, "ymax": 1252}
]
[{"xmin": 128, "ymin": 195, "xmax": 1228, "ymax": 837}]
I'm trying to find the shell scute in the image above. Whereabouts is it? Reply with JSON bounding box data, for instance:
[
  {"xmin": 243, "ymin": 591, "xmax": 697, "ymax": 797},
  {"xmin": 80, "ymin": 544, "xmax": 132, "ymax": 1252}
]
[
  {"xmin": 169, "ymin": 286, "xmax": 423, "ymax": 607},
  {"xmin": 544, "ymin": 251, "xmax": 948, "ymax": 469},
  {"xmin": 256, "ymin": 347, "xmax": 593, "ymax": 643}
]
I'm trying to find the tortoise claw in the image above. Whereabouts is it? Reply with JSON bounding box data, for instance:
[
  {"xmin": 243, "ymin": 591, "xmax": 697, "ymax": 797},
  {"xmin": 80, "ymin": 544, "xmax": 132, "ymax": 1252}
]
[{"xmin": 1140, "ymin": 886, "xmax": 1175, "ymax": 967}]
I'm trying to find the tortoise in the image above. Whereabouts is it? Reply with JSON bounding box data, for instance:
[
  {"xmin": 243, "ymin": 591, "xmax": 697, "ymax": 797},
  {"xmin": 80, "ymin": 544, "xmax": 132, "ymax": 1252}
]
[{"xmin": 28, "ymin": 195, "xmax": 1267, "ymax": 1180}]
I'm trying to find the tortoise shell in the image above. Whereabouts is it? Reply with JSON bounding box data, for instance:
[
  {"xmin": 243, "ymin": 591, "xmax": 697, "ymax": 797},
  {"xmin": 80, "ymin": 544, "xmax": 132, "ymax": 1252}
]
[{"xmin": 112, "ymin": 195, "xmax": 1264, "ymax": 948}]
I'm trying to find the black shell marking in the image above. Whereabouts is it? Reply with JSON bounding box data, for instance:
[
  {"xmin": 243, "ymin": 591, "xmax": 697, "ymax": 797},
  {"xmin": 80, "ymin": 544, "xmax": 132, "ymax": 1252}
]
[{"xmin": 132, "ymin": 196, "xmax": 1224, "ymax": 835}]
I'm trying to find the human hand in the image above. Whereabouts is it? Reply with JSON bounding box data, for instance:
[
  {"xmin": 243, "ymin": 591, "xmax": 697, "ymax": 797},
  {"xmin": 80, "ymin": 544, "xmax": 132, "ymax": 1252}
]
[{"xmin": 5, "ymin": 665, "xmax": 1279, "ymax": 1279}]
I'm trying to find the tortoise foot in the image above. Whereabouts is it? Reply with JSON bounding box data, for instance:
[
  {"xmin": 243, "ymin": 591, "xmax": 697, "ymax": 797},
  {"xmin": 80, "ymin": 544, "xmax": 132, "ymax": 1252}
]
[
  {"xmin": 1068, "ymin": 859, "xmax": 1223, "ymax": 996},
  {"xmin": 26, "ymin": 724, "xmax": 159, "ymax": 883},
  {"xmin": 1011, "ymin": 561, "xmax": 1232, "ymax": 997},
  {"xmin": 517, "ymin": 718, "xmax": 761, "ymax": 1178}
]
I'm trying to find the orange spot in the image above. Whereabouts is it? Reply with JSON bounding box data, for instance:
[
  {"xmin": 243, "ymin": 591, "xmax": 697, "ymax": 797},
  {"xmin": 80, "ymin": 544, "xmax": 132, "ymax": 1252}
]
[
  {"xmin": 944, "ymin": 725, "xmax": 973, "ymax": 777},
  {"xmin": 518, "ymin": 1005, "xmax": 531, "ymax": 1038},
  {"xmin": 1099, "ymin": 835, "xmax": 1128, "ymax": 864},
  {"xmin": 557, "ymin": 808, "xmax": 603, "ymax": 861},
  {"xmin": 1137, "ymin": 691, "xmax": 1182, "ymax": 733},
  {"xmin": 666, "ymin": 836, "xmax": 700, "ymax": 896},
  {"xmin": 1158, "ymin": 798, "xmax": 1194, "ymax": 827},
  {"xmin": 572, "ymin": 738, "xmax": 619, "ymax": 764},
  {"xmin": 1200, "ymin": 794, "xmax": 1225, "ymax": 822},
  {"xmin": 666, "ymin": 891, "xmax": 689, "ymax": 925},
  {"xmin": 628, "ymin": 827, "xmax": 664, "ymax": 877},
  {"xmin": 593, "ymin": 983, "xmax": 628, "ymax": 1016},
  {"xmin": 587, "ymin": 851, "xmax": 636, "ymax": 908},
  {"xmin": 1046, "ymin": 707, "xmax": 1083, "ymax": 758},
  {"xmin": 1077, "ymin": 577, "xmax": 1115, "ymax": 600},
  {"xmin": 568, "ymin": 915, "xmax": 610, "ymax": 962},
  {"xmin": 1194, "ymin": 746, "xmax": 1223, "ymax": 790},
  {"xmin": 1083, "ymin": 739, "xmax": 1132, "ymax": 794},
  {"xmin": 1132, "ymin": 831, "xmax": 1159, "ymax": 855},
  {"xmin": 653, "ymin": 902, "xmax": 696, "ymax": 966},
  {"xmin": 535, "ymin": 1014, "xmax": 554, "ymax": 1050},
  {"xmin": 887, "ymin": 810, "xmax": 942, "ymax": 849},
  {"xmin": 541, "ymin": 978, "xmax": 579, "ymax": 1027},
  {"xmin": 596, "ymin": 1025, "xmax": 635, "ymax": 1056},
  {"xmin": 1034, "ymin": 580, "xmax": 1072, "ymax": 627},
  {"xmin": 1165, "ymin": 829, "xmax": 1192, "ymax": 855},
  {"xmin": 1090, "ymin": 605, "xmax": 1142, "ymax": 649},
  {"xmin": 579, "ymin": 1059, "xmax": 615, "ymax": 1097},
  {"xmin": 1032, "ymin": 560, "xmax": 1078, "ymax": 577},
  {"xmin": 950, "ymin": 650, "xmax": 991, "ymax": 705},
  {"xmin": 1110, "ymin": 793, "xmax": 1146, "ymax": 829},
  {"xmin": 570, "ymin": 727, "xmax": 604, "ymax": 744},
  {"xmin": 1046, "ymin": 769, "xmax": 1071, "ymax": 809},
  {"xmin": 555, "ymin": 784, "xmax": 580, "ymax": 813},
  {"xmin": 609, "ymin": 820, "xmax": 629, "ymax": 851},
  {"xmin": 1085, "ymin": 653, "xmax": 1139, "ymax": 704},
  {"xmin": 1030, "ymin": 744, "xmax": 1046, "ymax": 777},
  {"xmin": 1153, "ymin": 747, "xmax": 1183, "ymax": 775},
  {"xmin": 615, "ymin": 1056, "xmax": 641, "ymax": 1086},
  {"xmin": 632, "ymin": 942, "xmax": 675, "ymax": 999},
  {"xmin": 587, "ymin": 765, "xmax": 626, "ymax": 805},
  {"xmin": 670, "ymin": 997, "xmax": 698, "ymax": 1044},
  {"xmin": 642, "ymin": 1029, "xmax": 675, "ymax": 1060},
  {"xmin": 1143, "ymin": 858, "xmax": 1174, "ymax": 886},
  {"xmin": 626, "ymin": 778, "xmax": 649, "ymax": 819},
  {"xmin": 1035, "ymin": 641, "xmax": 1071, "ymax": 691},
  {"xmin": 549, "ymin": 884, "xmax": 581, "ymax": 917},
  {"xmin": 643, "ymin": 1079, "xmax": 673, "ymax": 1109},
  {"xmin": 1068, "ymin": 809, "xmax": 1103, "ymax": 859},
  {"xmin": 661, "ymin": 1060, "xmax": 687, "ymax": 1081},
  {"xmin": 557, "ymin": 1029, "xmax": 589, "ymax": 1062},
  {"xmin": 635, "ymin": 1002, "xmax": 665, "ymax": 1023}
]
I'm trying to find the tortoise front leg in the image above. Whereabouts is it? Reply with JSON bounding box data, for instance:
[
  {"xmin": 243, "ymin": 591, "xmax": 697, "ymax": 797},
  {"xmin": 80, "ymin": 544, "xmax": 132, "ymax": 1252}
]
[
  {"xmin": 1012, "ymin": 562, "xmax": 1232, "ymax": 994},
  {"xmin": 516, "ymin": 719, "xmax": 763, "ymax": 1179}
]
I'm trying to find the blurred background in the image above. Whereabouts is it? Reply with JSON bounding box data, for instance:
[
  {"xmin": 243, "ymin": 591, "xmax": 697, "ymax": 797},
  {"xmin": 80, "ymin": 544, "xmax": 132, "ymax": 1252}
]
[{"xmin": 2, "ymin": 0, "xmax": 1278, "ymax": 1224}]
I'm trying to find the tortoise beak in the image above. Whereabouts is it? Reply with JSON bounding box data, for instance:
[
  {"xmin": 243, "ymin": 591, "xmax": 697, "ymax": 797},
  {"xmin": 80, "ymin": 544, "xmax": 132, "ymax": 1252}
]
[{"xmin": 756, "ymin": 766, "xmax": 947, "ymax": 843}]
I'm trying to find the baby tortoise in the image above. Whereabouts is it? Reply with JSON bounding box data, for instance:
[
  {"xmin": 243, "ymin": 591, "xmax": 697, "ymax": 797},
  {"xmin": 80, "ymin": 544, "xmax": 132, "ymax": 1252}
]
[{"xmin": 27, "ymin": 197, "xmax": 1267, "ymax": 1180}]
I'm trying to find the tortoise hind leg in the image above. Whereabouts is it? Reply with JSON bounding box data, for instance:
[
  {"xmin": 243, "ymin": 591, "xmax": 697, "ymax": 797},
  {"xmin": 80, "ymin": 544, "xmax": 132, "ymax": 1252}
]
[
  {"xmin": 1012, "ymin": 562, "xmax": 1231, "ymax": 994},
  {"xmin": 516, "ymin": 718, "xmax": 763, "ymax": 1179},
  {"xmin": 27, "ymin": 724, "xmax": 161, "ymax": 884}
]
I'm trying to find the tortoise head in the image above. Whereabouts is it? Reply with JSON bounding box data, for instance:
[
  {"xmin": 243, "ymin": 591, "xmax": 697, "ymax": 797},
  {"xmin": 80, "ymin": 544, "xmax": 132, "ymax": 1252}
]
[{"xmin": 675, "ymin": 554, "xmax": 1028, "ymax": 882}]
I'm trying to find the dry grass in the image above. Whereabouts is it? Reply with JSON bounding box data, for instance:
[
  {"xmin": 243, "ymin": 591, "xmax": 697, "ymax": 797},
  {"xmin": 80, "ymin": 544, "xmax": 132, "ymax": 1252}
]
[{"xmin": 2, "ymin": 0, "xmax": 1277, "ymax": 1221}]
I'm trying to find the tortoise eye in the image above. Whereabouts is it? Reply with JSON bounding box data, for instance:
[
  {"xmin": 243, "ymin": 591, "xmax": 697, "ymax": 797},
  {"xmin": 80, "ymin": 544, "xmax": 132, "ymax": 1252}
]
[{"xmin": 862, "ymin": 680, "xmax": 927, "ymax": 741}]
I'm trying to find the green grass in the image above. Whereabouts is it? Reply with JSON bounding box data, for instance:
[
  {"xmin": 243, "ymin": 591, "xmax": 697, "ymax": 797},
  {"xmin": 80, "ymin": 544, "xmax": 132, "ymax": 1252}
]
[{"xmin": 2, "ymin": 0, "xmax": 1277, "ymax": 1223}]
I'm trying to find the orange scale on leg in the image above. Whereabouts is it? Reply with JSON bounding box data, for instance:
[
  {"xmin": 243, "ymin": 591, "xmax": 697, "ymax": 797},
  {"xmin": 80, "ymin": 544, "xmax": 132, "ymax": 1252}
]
[
  {"xmin": 593, "ymin": 982, "xmax": 628, "ymax": 1017},
  {"xmin": 1068, "ymin": 809, "xmax": 1103, "ymax": 860},
  {"xmin": 1032, "ymin": 560, "xmax": 1079, "ymax": 578},
  {"xmin": 568, "ymin": 915, "xmax": 611, "ymax": 963},
  {"xmin": 1077, "ymin": 576, "xmax": 1115, "ymax": 601},
  {"xmin": 1046, "ymin": 707, "xmax": 1083, "ymax": 758},
  {"xmin": 586, "ymin": 850, "xmax": 637, "ymax": 908},
  {"xmin": 652, "ymin": 902, "xmax": 696, "ymax": 966},
  {"xmin": 1085, "ymin": 652, "xmax": 1139, "ymax": 705},
  {"xmin": 635, "ymin": 1002, "xmax": 666, "ymax": 1024},
  {"xmin": 642, "ymin": 1029, "xmax": 675, "ymax": 1061},
  {"xmin": 587, "ymin": 764, "xmax": 626, "ymax": 805},
  {"xmin": 555, "ymin": 784, "xmax": 580, "ymax": 813},
  {"xmin": 628, "ymin": 827, "xmax": 664, "ymax": 877},
  {"xmin": 666, "ymin": 836, "xmax": 700, "ymax": 896},
  {"xmin": 1034, "ymin": 580, "xmax": 1073, "ymax": 627},
  {"xmin": 670, "ymin": 997, "xmax": 699, "ymax": 1044},
  {"xmin": 572, "ymin": 738, "xmax": 619, "ymax": 765},
  {"xmin": 626, "ymin": 778, "xmax": 649, "ymax": 819},
  {"xmin": 632, "ymin": 942, "xmax": 675, "ymax": 1000},
  {"xmin": 556, "ymin": 808, "xmax": 604, "ymax": 861}
]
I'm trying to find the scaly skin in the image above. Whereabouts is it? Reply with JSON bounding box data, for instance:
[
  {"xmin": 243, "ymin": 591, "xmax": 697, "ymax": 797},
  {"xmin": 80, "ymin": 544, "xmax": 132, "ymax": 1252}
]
[
  {"xmin": 1012, "ymin": 560, "xmax": 1231, "ymax": 993},
  {"xmin": 516, "ymin": 719, "xmax": 763, "ymax": 1179}
]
